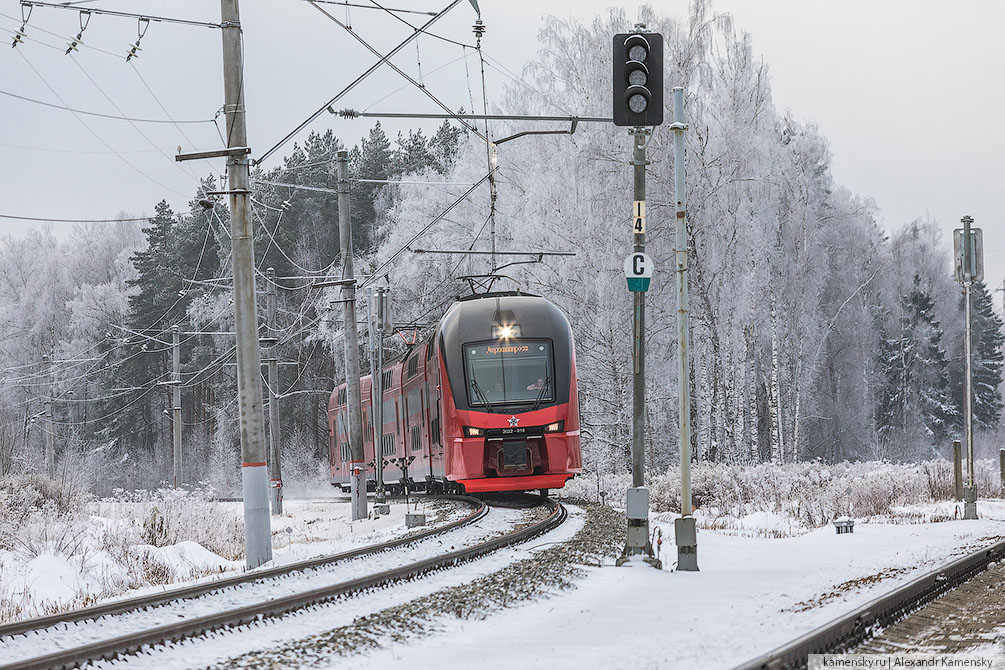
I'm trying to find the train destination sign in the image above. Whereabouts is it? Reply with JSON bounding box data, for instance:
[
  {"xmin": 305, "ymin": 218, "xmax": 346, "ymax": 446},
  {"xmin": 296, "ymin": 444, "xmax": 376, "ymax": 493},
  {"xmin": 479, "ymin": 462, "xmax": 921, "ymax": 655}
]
[{"xmin": 624, "ymin": 252, "xmax": 654, "ymax": 292}]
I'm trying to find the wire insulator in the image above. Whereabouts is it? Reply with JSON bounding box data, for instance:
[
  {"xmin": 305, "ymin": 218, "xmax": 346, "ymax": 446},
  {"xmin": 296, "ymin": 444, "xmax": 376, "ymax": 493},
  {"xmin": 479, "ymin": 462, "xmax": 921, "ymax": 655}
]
[{"xmin": 338, "ymin": 108, "xmax": 359, "ymax": 119}]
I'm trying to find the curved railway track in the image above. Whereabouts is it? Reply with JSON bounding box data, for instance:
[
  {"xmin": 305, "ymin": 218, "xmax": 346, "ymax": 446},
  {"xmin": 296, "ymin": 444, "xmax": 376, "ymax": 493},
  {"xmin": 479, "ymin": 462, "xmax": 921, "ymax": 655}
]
[
  {"xmin": 731, "ymin": 537, "xmax": 1005, "ymax": 670},
  {"xmin": 1, "ymin": 495, "xmax": 566, "ymax": 670}
]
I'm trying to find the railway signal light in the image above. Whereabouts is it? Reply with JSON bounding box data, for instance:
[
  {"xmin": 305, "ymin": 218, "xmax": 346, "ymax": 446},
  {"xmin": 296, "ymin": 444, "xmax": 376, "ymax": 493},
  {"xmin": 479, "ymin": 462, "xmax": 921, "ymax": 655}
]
[{"xmin": 612, "ymin": 31, "xmax": 664, "ymax": 127}]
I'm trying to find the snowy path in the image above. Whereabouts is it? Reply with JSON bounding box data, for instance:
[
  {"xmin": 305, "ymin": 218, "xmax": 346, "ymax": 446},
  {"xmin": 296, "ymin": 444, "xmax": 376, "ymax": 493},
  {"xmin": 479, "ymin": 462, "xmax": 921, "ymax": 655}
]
[
  {"xmin": 0, "ymin": 504, "xmax": 527, "ymax": 666},
  {"xmin": 337, "ymin": 506, "xmax": 1005, "ymax": 670}
]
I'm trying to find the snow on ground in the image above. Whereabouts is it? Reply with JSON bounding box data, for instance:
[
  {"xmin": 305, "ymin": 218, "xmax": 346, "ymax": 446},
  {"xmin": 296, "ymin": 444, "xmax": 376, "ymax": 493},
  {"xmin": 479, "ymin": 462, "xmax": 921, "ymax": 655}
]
[
  {"xmin": 3, "ymin": 502, "xmax": 527, "ymax": 666},
  {"xmin": 90, "ymin": 505, "xmax": 587, "ymax": 670},
  {"xmin": 0, "ymin": 493, "xmax": 459, "ymax": 620},
  {"xmin": 337, "ymin": 500, "xmax": 1005, "ymax": 670}
]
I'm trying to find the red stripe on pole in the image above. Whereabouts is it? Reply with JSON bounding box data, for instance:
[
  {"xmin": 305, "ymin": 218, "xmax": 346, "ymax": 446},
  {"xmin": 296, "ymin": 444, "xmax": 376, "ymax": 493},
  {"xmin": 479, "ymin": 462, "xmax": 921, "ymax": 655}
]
[{"xmin": 242, "ymin": 461, "xmax": 267, "ymax": 467}]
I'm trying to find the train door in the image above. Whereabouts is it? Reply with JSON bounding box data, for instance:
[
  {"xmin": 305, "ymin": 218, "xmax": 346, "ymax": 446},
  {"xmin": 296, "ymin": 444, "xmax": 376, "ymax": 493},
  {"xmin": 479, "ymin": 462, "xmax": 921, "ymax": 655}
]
[
  {"xmin": 429, "ymin": 350, "xmax": 445, "ymax": 479},
  {"xmin": 380, "ymin": 390, "xmax": 396, "ymax": 483},
  {"xmin": 402, "ymin": 346, "xmax": 427, "ymax": 483}
]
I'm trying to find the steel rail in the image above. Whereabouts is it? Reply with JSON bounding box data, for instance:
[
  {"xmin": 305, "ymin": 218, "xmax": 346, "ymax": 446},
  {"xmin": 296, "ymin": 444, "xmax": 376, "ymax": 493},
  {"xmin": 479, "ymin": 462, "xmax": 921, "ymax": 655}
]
[
  {"xmin": 2, "ymin": 498, "xmax": 565, "ymax": 670},
  {"xmin": 0, "ymin": 495, "xmax": 484, "ymax": 639},
  {"xmin": 5, "ymin": 498, "xmax": 564, "ymax": 669},
  {"xmin": 731, "ymin": 538, "xmax": 1005, "ymax": 670}
]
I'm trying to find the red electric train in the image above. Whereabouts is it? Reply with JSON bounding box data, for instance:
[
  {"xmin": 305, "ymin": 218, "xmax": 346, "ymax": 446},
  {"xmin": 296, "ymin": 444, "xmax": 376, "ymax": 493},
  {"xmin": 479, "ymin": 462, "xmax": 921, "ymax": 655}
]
[{"xmin": 328, "ymin": 292, "xmax": 582, "ymax": 494}]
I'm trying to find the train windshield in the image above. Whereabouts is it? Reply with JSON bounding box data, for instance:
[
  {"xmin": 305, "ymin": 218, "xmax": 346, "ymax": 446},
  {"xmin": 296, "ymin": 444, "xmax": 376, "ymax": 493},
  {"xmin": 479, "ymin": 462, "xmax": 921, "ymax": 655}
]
[{"xmin": 464, "ymin": 340, "xmax": 554, "ymax": 407}]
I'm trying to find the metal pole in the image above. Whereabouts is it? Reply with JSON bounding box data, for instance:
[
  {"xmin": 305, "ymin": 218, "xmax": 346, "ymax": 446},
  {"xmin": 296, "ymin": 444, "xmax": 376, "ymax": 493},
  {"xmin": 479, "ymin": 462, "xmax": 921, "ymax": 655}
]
[
  {"xmin": 962, "ymin": 215, "xmax": 978, "ymax": 519},
  {"xmin": 221, "ymin": 0, "xmax": 272, "ymax": 568},
  {"xmin": 373, "ymin": 287, "xmax": 386, "ymax": 504},
  {"xmin": 266, "ymin": 267, "xmax": 283, "ymax": 515},
  {"xmin": 631, "ymin": 130, "xmax": 647, "ymax": 489},
  {"xmin": 672, "ymin": 87, "xmax": 698, "ymax": 570},
  {"xmin": 337, "ymin": 150, "xmax": 367, "ymax": 521},
  {"xmin": 172, "ymin": 325, "xmax": 182, "ymax": 488},
  {"xmin": 43, "ymin": 354, "xmax": 54, "ymax": 479},
  {"xmin": 617, "ymin": 125, "xmax": 657, "ymax": 568}
]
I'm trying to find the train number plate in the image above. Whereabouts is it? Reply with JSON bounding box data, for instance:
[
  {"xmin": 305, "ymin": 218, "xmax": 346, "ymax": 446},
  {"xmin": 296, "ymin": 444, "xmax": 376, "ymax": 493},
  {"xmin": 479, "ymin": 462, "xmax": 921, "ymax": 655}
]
[{"xmin": 501, "ymin": 441, "xmax": 528, "ymax": 469}]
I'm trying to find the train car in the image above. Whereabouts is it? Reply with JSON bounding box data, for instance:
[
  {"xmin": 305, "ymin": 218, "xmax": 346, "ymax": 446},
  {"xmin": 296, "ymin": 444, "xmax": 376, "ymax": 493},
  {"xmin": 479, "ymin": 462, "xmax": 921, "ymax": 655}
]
[{"xmin": 328, "ymin": 291, "xmax": 582, "ymax": 494}]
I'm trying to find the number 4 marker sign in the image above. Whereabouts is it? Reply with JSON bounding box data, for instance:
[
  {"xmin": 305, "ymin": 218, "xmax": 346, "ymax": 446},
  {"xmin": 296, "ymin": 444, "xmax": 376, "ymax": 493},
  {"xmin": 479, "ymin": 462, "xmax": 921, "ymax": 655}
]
[{"xmin": 633, "ymin": 200, "xmax": 646, "ymax": 234}]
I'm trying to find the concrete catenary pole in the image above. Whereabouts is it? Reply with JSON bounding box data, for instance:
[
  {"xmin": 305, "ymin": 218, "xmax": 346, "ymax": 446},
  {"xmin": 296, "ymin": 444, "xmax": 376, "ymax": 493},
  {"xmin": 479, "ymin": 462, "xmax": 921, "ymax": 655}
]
[
  {"xmin": 43, "ymin": 354, "xmax": 54, "ymax": 479},
  {"xmin": 336, "ymin": 150, "xmax": 367, "ymax": 521},
  {"xmin": 953, "ymin": 439, "xmax": 963, "ymax": 501},
  {"xmin": 172, "ymin": 325, "xmax": 182, "ymax": 488},
  {"xmin": 962, "ymin": 215, "xmax": 977, "ymax": 520},
  {"xmin": 266, "ymin": 267, "xmax": 283, "ymax": 515},
  {"xmin": 1000, "ymin": 449, "xmax": 1005, "ymax": 497},
  {"xmin": 221, "ymin": 0, "xmax": 272, "ymax": 567},
  {"xmin": 672, "ymin": 86, "xmax": 698, "ymax": 570}
]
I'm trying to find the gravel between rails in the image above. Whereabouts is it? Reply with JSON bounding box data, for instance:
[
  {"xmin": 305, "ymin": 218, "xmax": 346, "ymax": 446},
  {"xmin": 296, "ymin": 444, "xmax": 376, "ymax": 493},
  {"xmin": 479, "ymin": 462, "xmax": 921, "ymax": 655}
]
[
  {"xmin": 209, "ymin": 502, "xmax": 624, "ymax": 669},
  {"xmin": 857, "ymin": 561, "xmax": 1005, "ymax": 654}
]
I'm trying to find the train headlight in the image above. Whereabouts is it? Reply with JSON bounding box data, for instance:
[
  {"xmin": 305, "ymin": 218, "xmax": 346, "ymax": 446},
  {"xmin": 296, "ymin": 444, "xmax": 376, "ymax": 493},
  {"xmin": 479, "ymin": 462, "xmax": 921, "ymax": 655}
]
[
  {"xmin": 544, "ymin": 421, "xmax": 564, "ymax": 433},
  {"xmin": 463, "ymin": 426, "xmax": 484, "ymax": 437},
  {"xmin": 492, "ymin": 324, "xmax": 522, "ymax": 339}
]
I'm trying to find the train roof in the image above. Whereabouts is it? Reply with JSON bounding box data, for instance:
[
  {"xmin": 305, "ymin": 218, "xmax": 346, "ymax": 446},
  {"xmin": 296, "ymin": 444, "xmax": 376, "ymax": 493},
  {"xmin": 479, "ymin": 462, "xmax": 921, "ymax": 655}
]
[
  {"xmin": 456, "ymin": 290, "xmax": 540, "ymax": 302},
  {"xmin": 439, "ymin": 293, "xmax": 572, "ymax": 346}
]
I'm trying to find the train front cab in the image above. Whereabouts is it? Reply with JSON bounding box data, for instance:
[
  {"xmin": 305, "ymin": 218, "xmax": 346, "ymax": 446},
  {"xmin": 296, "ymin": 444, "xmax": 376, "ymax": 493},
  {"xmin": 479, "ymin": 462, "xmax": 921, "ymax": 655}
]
[{"xmin": 437, "ymin": 294, "xmax": 582, "ymax": 493}]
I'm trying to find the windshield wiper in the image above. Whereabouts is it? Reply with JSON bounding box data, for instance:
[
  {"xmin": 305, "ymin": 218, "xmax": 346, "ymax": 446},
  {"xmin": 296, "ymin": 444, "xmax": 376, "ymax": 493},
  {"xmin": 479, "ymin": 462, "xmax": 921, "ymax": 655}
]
[
  {"xmin": 530, "ymin": 375, "xmax": 552, "ymax": 412},
  {"xmin": 471, "ymin": 377, "xmax": 496, "ymax": 413}
]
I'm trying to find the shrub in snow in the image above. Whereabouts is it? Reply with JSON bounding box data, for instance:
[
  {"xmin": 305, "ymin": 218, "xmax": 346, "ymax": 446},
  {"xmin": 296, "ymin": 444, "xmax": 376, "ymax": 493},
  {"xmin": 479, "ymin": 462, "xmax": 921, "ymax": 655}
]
[
  {"xmin": 96, "ymin": 488, "xmax": 244, "ymax": 561},
  {"xmin": 279, "ymin": 428, "xmax": 334, "ymax": 498},
  {"xmin": 0, "ymin": 474, "xmax": 92, "ymax": 552},
  {"xmin": 570, "ymin": 460, "xmax": 1002, "ymax": 535}
]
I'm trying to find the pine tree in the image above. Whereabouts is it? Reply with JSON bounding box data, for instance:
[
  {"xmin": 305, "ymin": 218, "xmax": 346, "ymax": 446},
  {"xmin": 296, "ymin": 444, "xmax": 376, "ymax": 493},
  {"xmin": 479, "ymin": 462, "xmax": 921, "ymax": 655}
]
[
  {"xmin": 428, "ymin": 120, "xmax": 463, "ymax": 174},
  {"xmin": 392, "ymin": 129, "xmax": 434, "ymax": 176},
  {"xmin": 100, "ymin": 201, "xmax": 181, "ymax": 454},
  {"xmin": 951, "ymin": 281, "xmax": 1004, "ymax": 430},
  {"xmin": 352, "ymin": 122, "xmax": 393, "ymax": 253},
  {"xmin": 877, "ymin": 275, "xmax": 958, "ymax": 455}
]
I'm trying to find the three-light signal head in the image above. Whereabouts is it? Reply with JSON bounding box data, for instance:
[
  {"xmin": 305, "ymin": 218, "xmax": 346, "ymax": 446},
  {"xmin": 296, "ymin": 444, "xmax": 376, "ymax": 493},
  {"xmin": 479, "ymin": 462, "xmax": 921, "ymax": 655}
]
[{"xmin": 613, "ymin": 31, "xmax": 663, "ymax": 126}]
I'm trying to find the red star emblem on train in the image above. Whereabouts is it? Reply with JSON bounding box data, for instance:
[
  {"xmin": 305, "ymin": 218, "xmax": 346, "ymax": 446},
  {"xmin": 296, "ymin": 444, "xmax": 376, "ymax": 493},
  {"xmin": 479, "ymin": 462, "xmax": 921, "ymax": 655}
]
[{"xmin": 508, "ymin": 415, "xmax": 519, "ymax": 427}]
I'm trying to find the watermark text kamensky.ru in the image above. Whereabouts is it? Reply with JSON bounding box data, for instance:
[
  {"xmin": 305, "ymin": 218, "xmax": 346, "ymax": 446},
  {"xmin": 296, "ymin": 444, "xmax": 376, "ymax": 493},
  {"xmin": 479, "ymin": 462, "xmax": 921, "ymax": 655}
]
[{"xmin": 809, "ymin": 653, "xmax": 1000, "ymax": 670}]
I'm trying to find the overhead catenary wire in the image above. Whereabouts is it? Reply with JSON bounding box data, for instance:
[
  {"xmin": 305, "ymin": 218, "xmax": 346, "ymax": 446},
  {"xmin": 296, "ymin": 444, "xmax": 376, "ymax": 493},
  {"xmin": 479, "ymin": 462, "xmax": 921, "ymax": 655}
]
[
  {"xmin": 129, "ymin": 62, "xmax": 203, "ymax": 158},
  {"xmin": 358, "ymin": 50, "xmax": 472, "ymax": 113},
  {"xmin": 360, "ymin": 168, "xmax": 495, "ymax": 290},
  {"xmin": 256, "ymin": 0, "xmax": 466, "ymax": 165},
  {"xmin": 0, "ymin": 213, "xmax": 149, "ymax": 223},
  {"xmin": 365, "ymin": 0, "xmax": 474, "ymax": 49},
  {"xmin": 0, "ymin": 141, "xmax": 179, "ymax": 155},
  {"xmin": 303, "ymin": 0, "xmax": 439, "ymax": 18},
  {"xmin": 0, "ymin": 89, "xmax": 216, "ymax": 124},
  {"xmin": 252, "ymin": 178, "xmax": 478, "ymax": 192},
  {"xmin": 14, "ymin": 50, "xmax": 191, "ymax": 198},
  {"xmin": 19, "ymin": 2, "xmax": 223, "ymax": 29},
  {"xmin": 309, "ymin": 1, "xmax": 486, "ymax": 143},
  {"xmin": 0, "ymin": 9, "xmax": 121, "ymax": 58},
  {"xmin": 68, "ymin": 55, "xmax": 201, "ymax": 184}
]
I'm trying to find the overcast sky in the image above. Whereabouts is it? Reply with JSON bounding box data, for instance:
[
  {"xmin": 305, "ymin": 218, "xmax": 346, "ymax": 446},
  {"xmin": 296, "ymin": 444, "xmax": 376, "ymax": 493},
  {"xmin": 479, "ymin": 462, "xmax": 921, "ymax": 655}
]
[{"xmin": 1, "ymin": 1, "xmax": 1002, "ymax": 299}]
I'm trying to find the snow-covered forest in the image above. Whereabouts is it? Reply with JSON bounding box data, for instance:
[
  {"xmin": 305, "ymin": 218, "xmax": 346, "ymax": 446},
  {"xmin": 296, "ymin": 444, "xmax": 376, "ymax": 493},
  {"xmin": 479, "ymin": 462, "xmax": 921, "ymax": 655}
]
[{"xmin": 0, "ymin": 2, "xmax": 1000, "ymax": 493}]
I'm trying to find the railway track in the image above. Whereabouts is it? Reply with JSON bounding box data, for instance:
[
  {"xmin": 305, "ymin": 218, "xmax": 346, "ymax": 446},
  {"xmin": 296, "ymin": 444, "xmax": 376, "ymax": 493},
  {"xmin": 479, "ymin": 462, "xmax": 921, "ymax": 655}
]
[
  {"xmin": 731, "ymin": 537, "xmax": 1005, "ymax": 670},
  {"xmin": 0, "ymin": 495, "xmax": 566, "ymax": 670}
]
